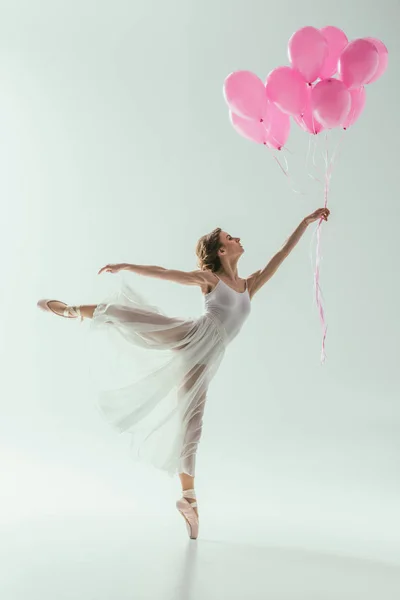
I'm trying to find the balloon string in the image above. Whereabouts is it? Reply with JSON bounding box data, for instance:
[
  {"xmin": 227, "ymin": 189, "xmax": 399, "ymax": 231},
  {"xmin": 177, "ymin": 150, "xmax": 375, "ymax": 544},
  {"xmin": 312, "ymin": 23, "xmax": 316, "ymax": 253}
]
[
  {"xmin": 267, "ymin": 148, "xmax": 306, "ymax": 195},
  {"xmin": 306, "ymin": 132, "xmax": 324, "ymax": 186},
  {"xmin": 282, "ymin": 144, "xmax": 294, "ymax": 155},
  {"xmin": 305, "ymin": 133, "xmax": 312, "ymax": 167},
  {"xmin": 301, "ymin": 115, "xmax": 325, "ymax": 187},
  {"xmin": 327, "ymin": 129, "xmax": 346, "ymax": 177},
  {"xmin": 314, "ymin": 200, "xmax": 328, "ymax": 363},
  {"xmin": 313, "ymin": 132, "xmax": 331, "ymax": 364}
]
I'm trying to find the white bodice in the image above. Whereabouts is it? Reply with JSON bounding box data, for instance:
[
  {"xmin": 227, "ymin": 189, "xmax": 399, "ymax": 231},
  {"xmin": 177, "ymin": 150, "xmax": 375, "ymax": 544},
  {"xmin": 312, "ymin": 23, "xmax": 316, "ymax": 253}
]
[{"xmin": 203, "ymin": 276, "xmax": 251, "ymax": 343}]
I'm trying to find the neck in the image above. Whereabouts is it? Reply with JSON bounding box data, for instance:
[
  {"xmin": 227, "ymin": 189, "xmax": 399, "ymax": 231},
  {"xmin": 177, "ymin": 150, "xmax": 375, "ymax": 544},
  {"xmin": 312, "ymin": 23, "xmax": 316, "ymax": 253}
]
[{"xmin": 218, "ymin": 257, "xmax": 240, "ymax": 280}]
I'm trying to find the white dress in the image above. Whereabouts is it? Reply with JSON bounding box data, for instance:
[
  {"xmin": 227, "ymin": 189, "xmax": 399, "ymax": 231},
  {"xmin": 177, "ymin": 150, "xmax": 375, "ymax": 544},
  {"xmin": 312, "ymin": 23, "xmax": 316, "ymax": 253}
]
[{"xmin": 90, "ymin": 274, "xmax": 251, "ymax": 477}]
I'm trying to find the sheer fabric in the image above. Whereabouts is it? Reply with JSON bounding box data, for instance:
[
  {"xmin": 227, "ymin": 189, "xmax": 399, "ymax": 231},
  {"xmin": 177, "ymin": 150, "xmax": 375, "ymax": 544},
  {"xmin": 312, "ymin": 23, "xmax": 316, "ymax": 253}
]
[{"xmin": 89, "ymin": 276, "xmax": 251, "ymax": 477}]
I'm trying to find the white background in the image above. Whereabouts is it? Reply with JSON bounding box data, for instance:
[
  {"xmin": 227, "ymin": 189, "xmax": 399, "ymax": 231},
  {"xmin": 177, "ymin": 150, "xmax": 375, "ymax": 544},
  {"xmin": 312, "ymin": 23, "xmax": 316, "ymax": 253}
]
[{"xmin": 1, "ymin": 0, "xmax": 399, "ymax": 598}]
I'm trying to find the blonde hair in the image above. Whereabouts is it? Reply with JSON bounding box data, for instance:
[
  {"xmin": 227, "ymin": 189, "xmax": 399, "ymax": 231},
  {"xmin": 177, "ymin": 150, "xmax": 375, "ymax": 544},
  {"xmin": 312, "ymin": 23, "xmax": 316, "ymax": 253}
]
[{"xmin": 195, "ymin": 227, "xmax": 222, "ymax": 272}]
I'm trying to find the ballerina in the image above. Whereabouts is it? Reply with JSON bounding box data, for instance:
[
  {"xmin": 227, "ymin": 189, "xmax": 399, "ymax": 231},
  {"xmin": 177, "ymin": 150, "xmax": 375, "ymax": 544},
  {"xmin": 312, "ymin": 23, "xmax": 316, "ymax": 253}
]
[{"xmin": 38, "ymin": 207, "xmax": 329, "ymax": 539}]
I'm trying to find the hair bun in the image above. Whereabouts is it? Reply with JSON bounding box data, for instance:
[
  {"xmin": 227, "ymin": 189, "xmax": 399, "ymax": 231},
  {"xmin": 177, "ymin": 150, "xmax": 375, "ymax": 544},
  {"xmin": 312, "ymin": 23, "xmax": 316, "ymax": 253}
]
[{"xmin": 195, "ymin": 228, "xmax": 222, "ymax": 273}]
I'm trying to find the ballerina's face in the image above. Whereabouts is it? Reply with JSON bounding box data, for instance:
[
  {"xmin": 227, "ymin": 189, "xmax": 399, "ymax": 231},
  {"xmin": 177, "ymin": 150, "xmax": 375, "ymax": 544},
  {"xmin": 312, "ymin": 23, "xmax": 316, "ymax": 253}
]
[{"xmin": 218, "ymin": 231, "xmax": 244, "ymax": 258}]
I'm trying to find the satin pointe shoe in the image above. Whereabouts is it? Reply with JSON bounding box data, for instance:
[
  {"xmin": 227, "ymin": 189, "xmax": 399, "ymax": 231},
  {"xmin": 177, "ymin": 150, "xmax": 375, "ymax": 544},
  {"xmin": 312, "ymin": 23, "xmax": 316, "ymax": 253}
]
[
  {"xmin": 37, "ymin": 300, "xmax": 83, "ymax": 321},
  {"xmin": 176, "ymin": 488, "xmax": 199, "ymax": 540}
]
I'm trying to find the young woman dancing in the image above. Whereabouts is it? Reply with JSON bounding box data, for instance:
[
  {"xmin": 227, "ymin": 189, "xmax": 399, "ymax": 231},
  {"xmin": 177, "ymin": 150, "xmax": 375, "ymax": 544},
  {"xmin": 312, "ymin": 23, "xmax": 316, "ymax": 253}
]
[{"xmin": 38, "ymin": 206, "xmax": 329, "ymax": 539}]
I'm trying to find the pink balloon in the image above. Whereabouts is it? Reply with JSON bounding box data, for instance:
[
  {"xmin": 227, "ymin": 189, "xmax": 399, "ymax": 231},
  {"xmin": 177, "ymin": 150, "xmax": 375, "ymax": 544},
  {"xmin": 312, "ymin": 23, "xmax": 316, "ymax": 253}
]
[
  {"xmin": 312, "ymin": 78, "xmax": 351, "ymax": 129},
  {"xmin": 319, "ymin": 26, "xmax": 348, "ymax": 79},
  {"xmin": 342, "ymin": 87, "xmax": 366, "ymax": 129},
  {"xmin": 338, "ymin": 39, "xmax": 379, "ymax": 89},
  {"xmin": 294, "ymin": 85, "xmax": 324, "ymax": 134},
  {"xmin": 224, "ymin": 71, "xmax": 268, "ymax": 121},
  {"xmin": 288, "ymin": 26, "xmax": 328, "ymax": 83},
  {"xmin": 264, "ymin": 101, "xmax": 291, "ymax": 149},
  {"xmin": 266, "ymin": 66, "xmax": 308, "ymax": 117},
  {"xmin": 364, "ymin": 37, "xmax": 388, "ymax": 83},
  {"xmin": 230, "ymin": 111, "xmax": 270, "ymax": 145}
]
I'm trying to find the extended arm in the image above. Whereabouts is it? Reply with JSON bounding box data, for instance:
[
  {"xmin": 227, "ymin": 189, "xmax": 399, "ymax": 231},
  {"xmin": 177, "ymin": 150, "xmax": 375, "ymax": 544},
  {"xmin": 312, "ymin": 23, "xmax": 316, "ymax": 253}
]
[
  {"xmin": 98, "ymin": 262, "xmax": 212, "ymax": 287},
  {"xmin": 247, "ymin": 208, "xmax": 330, "ymax": 299}
]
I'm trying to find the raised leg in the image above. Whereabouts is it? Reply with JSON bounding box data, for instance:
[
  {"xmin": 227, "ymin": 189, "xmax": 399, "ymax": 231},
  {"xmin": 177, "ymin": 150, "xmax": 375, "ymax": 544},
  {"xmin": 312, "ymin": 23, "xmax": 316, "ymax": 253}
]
[
  {"xmin": 99, "ymin": 303, "xmax": 195, "ymax": 347},
  {"xmin": 80, "ymin": 305, "xmax": 97, "ymax": 319},
  {"xmin": 37, "ymin": 300, "xmax": 97, "ymax": 320}
]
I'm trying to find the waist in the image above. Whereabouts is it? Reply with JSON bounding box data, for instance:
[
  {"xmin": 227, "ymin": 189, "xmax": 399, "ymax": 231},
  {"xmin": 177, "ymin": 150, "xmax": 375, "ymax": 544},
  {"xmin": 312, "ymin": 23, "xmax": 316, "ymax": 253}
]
[
  {"xmin": 203, "ymin": 309, "xmax": 248, "ymax": 344},
  {"xmin": 203, "ymin": 312, "xmax": 228, "ymax": 344}
]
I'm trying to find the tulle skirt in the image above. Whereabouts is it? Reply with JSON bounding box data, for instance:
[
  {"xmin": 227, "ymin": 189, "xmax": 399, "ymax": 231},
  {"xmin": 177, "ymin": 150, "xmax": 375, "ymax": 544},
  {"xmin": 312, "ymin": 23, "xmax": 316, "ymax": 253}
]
[{"xmin": 89, "ymin": 281, "xmax": 227, "ymax": 477}]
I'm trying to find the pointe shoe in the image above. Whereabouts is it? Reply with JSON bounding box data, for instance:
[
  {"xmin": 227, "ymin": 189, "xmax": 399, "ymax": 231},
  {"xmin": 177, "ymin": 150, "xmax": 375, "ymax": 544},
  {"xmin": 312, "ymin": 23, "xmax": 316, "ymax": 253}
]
[
  {"xmin": 176, "ymin": 488, "xmax": 199, "ymax": 540},
  {"xmin": 37, "ymin": 300, "xmax": 83, "ymax": 321}
]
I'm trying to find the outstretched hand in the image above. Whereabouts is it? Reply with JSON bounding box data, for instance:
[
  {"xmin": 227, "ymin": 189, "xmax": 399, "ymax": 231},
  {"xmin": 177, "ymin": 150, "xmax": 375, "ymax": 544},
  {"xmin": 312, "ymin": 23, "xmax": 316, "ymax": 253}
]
[
  {"xmin": 98, "ymin": 263, "xmax": 125, "ymax": 275},
  {"xmin": 304, "ymin": 208, "xmax": 330, "ymax": 225}
]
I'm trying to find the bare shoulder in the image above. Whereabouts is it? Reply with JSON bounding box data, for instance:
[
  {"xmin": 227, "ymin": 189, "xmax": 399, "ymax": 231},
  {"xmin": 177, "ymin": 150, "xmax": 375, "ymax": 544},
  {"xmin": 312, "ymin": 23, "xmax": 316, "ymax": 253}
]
[{"xmin": 194, "ymin": 269, "xmax": 218, "ymax": 295}]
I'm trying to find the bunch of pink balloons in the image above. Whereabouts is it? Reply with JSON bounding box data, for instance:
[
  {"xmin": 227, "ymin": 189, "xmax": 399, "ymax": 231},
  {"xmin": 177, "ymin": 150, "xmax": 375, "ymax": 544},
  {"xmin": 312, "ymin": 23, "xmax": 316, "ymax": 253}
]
[{"xmin": 224, "ymin": 26, "xmax": 388, "ymax": 148}]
